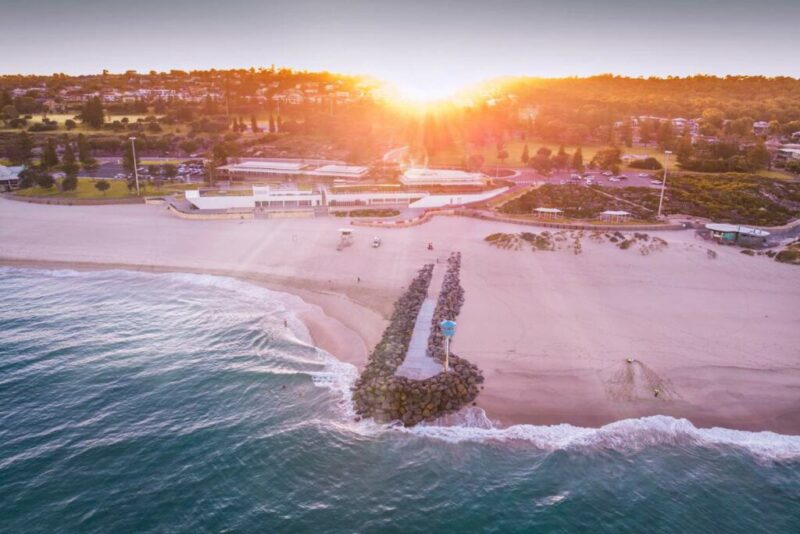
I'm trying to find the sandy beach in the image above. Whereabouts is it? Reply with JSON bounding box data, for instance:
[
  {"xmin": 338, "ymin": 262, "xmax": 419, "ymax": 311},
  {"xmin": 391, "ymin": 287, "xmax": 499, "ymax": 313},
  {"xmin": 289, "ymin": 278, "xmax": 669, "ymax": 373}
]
[{"xmin": 2, "ymin": 198, "xmax": 799, "ymax": 434}]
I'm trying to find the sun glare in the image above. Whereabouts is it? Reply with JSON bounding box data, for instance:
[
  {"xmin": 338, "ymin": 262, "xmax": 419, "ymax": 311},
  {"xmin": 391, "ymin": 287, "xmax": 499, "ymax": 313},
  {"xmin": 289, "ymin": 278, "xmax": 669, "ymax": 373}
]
[{"xmin": 383, "ymin": 74, "xmax": 472, "ymax": 110}]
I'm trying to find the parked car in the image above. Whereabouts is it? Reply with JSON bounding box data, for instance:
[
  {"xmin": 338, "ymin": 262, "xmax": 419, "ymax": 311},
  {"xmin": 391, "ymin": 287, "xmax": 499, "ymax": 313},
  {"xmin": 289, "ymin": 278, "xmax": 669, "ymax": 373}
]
[
  {"xmin": 602, "ymin": 171, "xmax": 613, "ymax": 176},
  {"xmin": 651, "ymin": 180, "xmax": 663, "ymax": 185},
  {"xmin": 638, "ymin": 173, "xmax": 650, "ymax": 177},
  {"xmin": 609, "ymin": 177, "xmax": 620, "ymax": 182}
]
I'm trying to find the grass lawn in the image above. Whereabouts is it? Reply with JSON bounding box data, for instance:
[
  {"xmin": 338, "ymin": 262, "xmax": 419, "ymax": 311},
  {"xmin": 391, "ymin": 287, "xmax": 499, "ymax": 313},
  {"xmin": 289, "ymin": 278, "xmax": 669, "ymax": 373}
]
[
  {"xmin": 429, "ymin": 140, "xmax": 666, "ymax": 168},
  {"xmin": 14, "ymin": 177, "xmax": 192, "ymax": 199},
  {"xmin": 140, "ymin": 159, "xmax": 187, "ymax": 166},
  {"xmin": 0, "ymin": 114, "xmax": 182, "ymax": 135}
]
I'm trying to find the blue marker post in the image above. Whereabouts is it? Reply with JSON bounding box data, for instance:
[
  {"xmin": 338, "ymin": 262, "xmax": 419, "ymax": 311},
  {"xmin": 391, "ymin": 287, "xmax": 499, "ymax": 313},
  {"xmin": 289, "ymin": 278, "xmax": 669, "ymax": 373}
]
[{"xmin": 439, "ymin": 320, "xmax": 457, "ymax": 372}]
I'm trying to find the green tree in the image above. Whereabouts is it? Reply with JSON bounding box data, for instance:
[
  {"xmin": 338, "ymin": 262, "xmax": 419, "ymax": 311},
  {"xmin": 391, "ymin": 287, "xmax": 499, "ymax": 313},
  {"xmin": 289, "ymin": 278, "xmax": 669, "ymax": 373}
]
[
  {"xmin": 62, "ymin": 143, "xmax": 79, "ymax": 177},
  {"xmin": 163, "ymin": 163, "xmax": 178, "ymax": 181},
  {"xmin": 640, "ymin": 119, "xmax": 653, "ymax": 145},
  {"xmin": 657, "ymin": 121, "xmax": 675, "ymax": 150},
  {"xmin": 10, "ymin": 131, "xmax": 33, "ymax": 164},
  {"xmin": 61, "ymin": 175, "xmax": 78, "ymax": 191},
  {"xmin": 65, "ymin": 119, "xmax": 77, "ymax": 130},
  {"xmin": 676, "ymin": 134, "xmax": 694, "ymax": 166},
  {"xmin": 269, "ymin": 114, "xmax": 276, "ymax": 133},
  {"xmin": 76, "ymin": 134, "xmax": 96, "ymax": 168},
  {"xmin": 621, "ymin": 119, "xmax": 633, "ymax": 147},
  {"xmin": 81, "ymin": 97, "xmax": 105, "ymax": 128},
  {"xmin": 251, "ymin": 115, "xmax": 259, "ymax": 132},
  {"xmin": 94, "ymin": 179, "xmax": 110, "ymax": 195},
  {"xmin": 42, "ymin": 139, "xmax": 59, "ymax": 168},
  {"xmin": 520, "ymin": 143, "xmax": 529, "ymax": 164},
  {"xmin": 35, "ymin": 172, "xmax": 55, "ymax": 189},
  {"xmin": 572, "ymin": 147, "xmax": 584, "ymax": 173},
  {"xmin": 747, "ymin": 140, "xmax": 770, "ymax": 170},
  {"xmin": 553, "ymin": 144, "xmax": 569, "ymax": 169},
  {"xmin": 1, "ymin": 104, "xmax": 19, "ymax": 125}
]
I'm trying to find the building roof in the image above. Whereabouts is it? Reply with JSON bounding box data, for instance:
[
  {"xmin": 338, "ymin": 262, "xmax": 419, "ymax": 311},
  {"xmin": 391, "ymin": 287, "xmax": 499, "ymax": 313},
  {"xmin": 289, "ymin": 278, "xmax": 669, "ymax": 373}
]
[
  {"xmin": 533, "ymin": 207, "xmax": 563, "ymax": 213},
  {"xmin": 309, "ymin": 164, "xmax": 369, "ymax": 178},
  {"xmin": 601, "ymin": 210, "xmax": 631, "ymax": 216},
  {"xmin": 219, "ymin": 161, "xmax": 310, "ymax": 173},
  {"xmin": 403, "ymin": 168, "xmax": 484, "ymax": 180},
  {"xmin": 705, "ymin": 223, "xmax": 770, "ymax": 237},
  {"xmin": 0, "ymin": 165, "xmax": 24, "ymax": 180},
  {"xmin": 400, "ymin": 168, "xmax": 487, "ymax": 186}
]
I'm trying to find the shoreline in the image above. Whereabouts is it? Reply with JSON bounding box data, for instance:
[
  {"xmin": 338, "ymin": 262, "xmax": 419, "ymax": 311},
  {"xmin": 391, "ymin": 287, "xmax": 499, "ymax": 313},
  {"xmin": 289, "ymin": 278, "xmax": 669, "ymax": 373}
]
[
  {"xmin": 1, "ymin": 200, "xmax": 799, "ymax": 435},
  {"xmin": 0, "ymin": 257, "xmax": 383, "ymax": 370}
]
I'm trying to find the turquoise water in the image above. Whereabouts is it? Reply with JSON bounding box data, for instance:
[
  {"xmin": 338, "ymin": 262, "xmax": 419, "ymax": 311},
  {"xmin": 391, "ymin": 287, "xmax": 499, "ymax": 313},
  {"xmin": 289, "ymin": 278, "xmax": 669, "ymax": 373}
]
[{"xmin": 1, "ymin": 268, "xmax": 799, "ymax": 533}]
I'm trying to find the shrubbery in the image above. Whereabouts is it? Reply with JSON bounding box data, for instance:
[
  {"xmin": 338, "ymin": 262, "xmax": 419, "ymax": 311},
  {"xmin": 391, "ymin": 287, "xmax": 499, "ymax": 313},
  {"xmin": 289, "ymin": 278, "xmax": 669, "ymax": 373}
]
[
  {"xmin": 629, "ymin": 157, "xmax": 663, "ymax": 170},
  {"xmin": 334, "ymin": 208, "xmax": 400, "ymax": 218}
]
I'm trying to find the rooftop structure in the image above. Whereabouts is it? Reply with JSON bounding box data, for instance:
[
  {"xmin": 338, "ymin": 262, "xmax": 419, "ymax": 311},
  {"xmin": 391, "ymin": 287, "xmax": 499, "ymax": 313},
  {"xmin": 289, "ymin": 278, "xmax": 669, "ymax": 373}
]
[
  {"xmin": 705, "ymin": 223, "xmax": 770, "ymax": 238},
  {"xmin": 217, "ymin": 161, "xmax": 311, "ymax": 179},
  {"xmin": 0, "ymin": 165, "xmax": 24, "ymax": 190},
  {"xmin": 600, "ymin": 210, "xmax": 631, "ymax": 222},
  {"xmin": 533, "ymin": 207, "xmax": 563, "ymax": 218},
  {"xmin": 308, "ymin": 165, "xmax": 369, "ymax": 180},
  {"xmin": 400, "ymin": 168, "xmax": 487, "ymax": 187}
]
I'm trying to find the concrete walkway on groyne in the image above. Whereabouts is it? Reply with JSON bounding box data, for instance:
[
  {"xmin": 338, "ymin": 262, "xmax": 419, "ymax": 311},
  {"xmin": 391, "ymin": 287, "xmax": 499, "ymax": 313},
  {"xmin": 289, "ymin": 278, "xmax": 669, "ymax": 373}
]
[{"xmin": 395, "ymin": 264, "xmax": 445, "ymax": 380}]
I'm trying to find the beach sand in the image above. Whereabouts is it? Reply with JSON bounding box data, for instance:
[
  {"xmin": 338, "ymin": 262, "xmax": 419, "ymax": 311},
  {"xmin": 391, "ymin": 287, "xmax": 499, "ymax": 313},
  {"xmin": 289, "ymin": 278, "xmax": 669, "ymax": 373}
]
[{"xmin": 1, "ymin": 198, "xmax": 798, "ymax": 433}]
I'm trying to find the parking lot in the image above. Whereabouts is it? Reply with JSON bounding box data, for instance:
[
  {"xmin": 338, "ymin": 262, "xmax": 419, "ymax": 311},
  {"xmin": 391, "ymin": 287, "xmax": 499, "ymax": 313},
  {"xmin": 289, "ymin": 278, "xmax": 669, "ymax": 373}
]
[{"xmin": 506, "ymin": 167, "xmax": 665, "ymax": 190}]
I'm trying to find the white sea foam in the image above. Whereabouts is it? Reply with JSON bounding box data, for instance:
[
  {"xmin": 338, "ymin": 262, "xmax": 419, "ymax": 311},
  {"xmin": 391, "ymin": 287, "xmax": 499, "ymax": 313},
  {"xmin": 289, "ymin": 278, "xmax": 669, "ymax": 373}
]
[
  {"xmin": 402, "ymin": 411, "xmax": 800, "ymax": 460},
  {"xmin": 10, "ymin": 267, "xmax": 799, "ymax": 461},
  {"xmin": 535, "ymin": 491, "xmax": 570, "ymax": 507}
]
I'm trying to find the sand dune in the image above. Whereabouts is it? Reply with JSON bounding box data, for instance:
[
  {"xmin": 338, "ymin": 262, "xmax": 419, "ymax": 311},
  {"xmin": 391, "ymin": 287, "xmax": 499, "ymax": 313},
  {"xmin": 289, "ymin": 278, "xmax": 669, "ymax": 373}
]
[{"xmin": 1, "ymin": 198, "xmax": 798, "ymax": 433}]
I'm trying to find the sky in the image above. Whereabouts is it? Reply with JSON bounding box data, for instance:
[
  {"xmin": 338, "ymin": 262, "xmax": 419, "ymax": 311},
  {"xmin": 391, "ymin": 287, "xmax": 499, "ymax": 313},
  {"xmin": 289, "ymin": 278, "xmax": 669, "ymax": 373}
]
[{"xmin": 1, "ymin": 0, "xmax": 798, "ymax": 99}]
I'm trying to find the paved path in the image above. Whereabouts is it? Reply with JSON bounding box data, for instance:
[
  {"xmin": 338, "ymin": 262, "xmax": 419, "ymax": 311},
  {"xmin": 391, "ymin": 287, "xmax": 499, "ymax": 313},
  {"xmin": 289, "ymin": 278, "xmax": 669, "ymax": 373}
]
[{"xmin": 395, "ymin": 264, "xmax": 445, "ymax": 380}]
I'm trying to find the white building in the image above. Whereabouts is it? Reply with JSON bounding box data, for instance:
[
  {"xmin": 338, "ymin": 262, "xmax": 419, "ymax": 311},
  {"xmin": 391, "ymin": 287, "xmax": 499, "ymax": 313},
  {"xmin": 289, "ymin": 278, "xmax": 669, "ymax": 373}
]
[
  {"xmin": 185, "ymin": 186, "xmax": 322, "ymax": 210},
  {"xmin": 400, "ymin": 168, "xmax": 487, "ymax": 187},
  {"xmin": 184, "ymin": 185, "xmax": 510, "ymax": 211},
  {"xmin": 217, "ymin": 161, "xmax": 368, "ymax": 181},
  {"xmin": 217, "ymin": 161, "xmax": 311, "ymax": 179},
  {"xmin": 0, "ymin": 165, "xmax": 24, "ymax": 191}
]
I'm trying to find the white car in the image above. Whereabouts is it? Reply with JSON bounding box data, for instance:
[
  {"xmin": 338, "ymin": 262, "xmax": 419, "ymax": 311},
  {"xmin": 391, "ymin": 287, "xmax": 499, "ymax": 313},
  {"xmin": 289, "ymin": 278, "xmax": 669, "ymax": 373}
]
[
  {"xmin": 609, "ymin": 177, "xmax": 620, "ymax": 182},
  {"xmin": 638, "ymin": 173, "xmax": 650, "ymax": 177},
  {"xmin": 602, "ymin": 171, "xmax": 613, "ymax": 176},
  {"xmin": 651, "ymin": 180, "xmax": 663, "ymax": 185}
]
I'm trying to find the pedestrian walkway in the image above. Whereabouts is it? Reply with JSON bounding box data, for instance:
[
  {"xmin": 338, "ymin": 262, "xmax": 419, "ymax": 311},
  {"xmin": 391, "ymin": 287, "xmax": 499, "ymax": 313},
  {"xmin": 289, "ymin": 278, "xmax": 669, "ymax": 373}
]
[{"xmin": 396, "ymin": 264, "xmax": 445, "ymax": 380}]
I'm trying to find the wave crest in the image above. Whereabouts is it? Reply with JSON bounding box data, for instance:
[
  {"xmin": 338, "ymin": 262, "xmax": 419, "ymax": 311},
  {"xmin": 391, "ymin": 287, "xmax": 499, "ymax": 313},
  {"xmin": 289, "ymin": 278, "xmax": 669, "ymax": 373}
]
[{"xmin": 403, "ymin": 412, "xmax": 800, "ymax": 460}]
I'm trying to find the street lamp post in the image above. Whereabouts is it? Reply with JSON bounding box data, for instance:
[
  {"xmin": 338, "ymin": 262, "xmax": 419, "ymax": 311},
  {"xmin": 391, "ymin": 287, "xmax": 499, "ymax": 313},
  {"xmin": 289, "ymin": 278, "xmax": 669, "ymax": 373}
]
[
  {"xmin": 129, "ymin": 136, "xmax": 140, "ymax": 196},
  {"xmin": 656, "ymin": 150, "xmax": 672, "ymax": 220},
  {"xmin": 439, "ymin": 320, "xmax": 457, "ymax": 372}
]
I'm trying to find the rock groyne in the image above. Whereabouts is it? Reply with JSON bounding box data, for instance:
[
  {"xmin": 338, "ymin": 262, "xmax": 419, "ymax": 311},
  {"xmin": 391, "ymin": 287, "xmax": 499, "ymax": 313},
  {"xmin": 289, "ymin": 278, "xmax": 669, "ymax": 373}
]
[{"xmin": 352, "ymin": 253, "xmax": 484, "ymax": 426}]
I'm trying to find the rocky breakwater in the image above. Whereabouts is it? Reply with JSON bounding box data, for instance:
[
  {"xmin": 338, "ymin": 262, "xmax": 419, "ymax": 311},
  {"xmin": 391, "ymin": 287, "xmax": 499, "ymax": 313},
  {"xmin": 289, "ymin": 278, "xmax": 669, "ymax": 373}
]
[{"xmin": 352, "ymin": 253, "xmax": 484, "ymax": 426}]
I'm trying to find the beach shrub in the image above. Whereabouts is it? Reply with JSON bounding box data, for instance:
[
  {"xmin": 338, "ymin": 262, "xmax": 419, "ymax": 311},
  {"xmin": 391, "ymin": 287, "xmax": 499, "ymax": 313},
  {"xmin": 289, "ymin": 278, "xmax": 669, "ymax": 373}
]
[
  {"xmin": 775, "ymin": 249, "xmax": 800, "ymax": 265},
  {"xmin": 333, "ymin": 209, "xmax": 400, "ymax": 218}
]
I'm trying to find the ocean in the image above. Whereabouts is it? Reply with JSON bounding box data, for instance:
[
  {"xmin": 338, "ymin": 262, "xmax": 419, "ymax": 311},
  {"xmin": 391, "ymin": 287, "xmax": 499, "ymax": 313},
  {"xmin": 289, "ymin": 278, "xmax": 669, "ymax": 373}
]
[{"xmin": 1, "ymin": 267, "xmax": 799, "ymax": 533}]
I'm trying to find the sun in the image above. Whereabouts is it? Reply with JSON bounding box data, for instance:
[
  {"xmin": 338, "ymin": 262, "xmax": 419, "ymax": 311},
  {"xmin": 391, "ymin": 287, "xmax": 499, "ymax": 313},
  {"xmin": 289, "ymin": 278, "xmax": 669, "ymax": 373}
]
[{"xmin": 382, "ymin": 73, "xmax": 472, "ymax": 110}]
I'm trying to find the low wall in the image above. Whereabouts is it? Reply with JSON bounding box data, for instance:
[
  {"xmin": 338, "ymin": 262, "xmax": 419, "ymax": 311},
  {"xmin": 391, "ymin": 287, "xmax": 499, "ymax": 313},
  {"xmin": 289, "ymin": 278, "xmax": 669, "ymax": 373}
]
[
  {"xmin": 166, "ymin": 204, "xmax": 254, "ymax": 220},
  {"xmin": 352, "ymin": 208, "xmax": 686, "ymax": 232},
  {"xmin": 352, "ymin": 255, "xmax": 484, "ymax": 426},
  {"xmin": 2, "ymin": 193, "xmax": 144, "ymax": 206}
]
